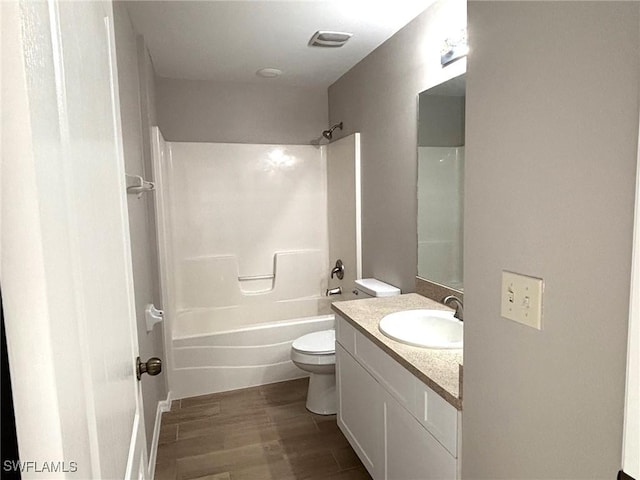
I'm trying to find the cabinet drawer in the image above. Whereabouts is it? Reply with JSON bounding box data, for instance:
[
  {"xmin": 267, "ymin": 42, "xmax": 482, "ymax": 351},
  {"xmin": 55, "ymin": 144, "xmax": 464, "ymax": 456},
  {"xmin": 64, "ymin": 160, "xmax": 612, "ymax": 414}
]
[
  {"xmin": 415, "ymin": 381, "xmax": 459, "ymax": 457},
  {"xmin": 336, "ymin": 314, "xmax": 356, "ymax": 355}
]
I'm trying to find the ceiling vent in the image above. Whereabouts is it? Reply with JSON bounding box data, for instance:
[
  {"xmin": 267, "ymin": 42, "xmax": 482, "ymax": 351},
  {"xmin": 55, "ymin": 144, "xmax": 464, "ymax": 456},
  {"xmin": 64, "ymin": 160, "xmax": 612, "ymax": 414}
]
[{"xmin": 309, "ymin": 31, "xmax": 352, "ymax": 48}]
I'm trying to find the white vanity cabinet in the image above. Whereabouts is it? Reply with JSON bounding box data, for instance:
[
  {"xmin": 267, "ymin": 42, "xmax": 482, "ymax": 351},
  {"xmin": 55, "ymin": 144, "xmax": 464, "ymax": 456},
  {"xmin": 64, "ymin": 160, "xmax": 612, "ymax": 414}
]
[{"xmin": 336, "ymin": 314, "xmax": 461, "ymax": 480}]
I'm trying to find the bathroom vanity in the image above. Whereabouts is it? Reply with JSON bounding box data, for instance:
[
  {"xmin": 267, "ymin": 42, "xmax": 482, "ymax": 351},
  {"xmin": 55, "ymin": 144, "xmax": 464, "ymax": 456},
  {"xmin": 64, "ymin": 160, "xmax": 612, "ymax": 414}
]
[{"xmin": 332, "ymin": 294, "xmax": 463, "ymax": 480}]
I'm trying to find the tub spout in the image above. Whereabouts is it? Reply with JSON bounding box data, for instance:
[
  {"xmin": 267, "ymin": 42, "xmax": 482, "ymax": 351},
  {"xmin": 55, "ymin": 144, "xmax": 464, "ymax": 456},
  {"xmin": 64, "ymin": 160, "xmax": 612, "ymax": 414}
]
[{"xmin": 326, "ymin": 287, "xmax": 342, "ymax": 296}]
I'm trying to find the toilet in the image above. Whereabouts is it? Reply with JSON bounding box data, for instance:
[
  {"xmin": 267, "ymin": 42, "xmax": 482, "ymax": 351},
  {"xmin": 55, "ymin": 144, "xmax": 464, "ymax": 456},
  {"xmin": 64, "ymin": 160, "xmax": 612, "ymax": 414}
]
[{"xmin": 291, "ymin": 278, "xmax": 401, "ymax": 415}]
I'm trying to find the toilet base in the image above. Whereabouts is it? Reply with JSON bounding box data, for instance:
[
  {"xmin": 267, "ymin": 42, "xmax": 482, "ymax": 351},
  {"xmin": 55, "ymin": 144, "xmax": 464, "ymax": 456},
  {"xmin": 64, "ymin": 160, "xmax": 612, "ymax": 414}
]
[{"xmin": 306, "ymin": 372, "xmax": 336, "ymax": 415}]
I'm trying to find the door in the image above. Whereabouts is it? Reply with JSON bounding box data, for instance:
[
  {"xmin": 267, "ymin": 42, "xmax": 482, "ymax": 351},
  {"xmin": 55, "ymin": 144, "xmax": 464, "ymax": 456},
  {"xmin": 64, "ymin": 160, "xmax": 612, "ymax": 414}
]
[{"xmin": 2, "ymin": 1, "xmax": 147, "ymax": 478}]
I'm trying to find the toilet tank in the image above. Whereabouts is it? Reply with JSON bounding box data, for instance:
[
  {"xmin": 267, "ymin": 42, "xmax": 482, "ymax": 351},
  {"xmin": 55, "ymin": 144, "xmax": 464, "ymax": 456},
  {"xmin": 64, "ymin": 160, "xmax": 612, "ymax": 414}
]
[{"xmin": 354, "ymin": 278, "xmax": 401, "ymax": 298}]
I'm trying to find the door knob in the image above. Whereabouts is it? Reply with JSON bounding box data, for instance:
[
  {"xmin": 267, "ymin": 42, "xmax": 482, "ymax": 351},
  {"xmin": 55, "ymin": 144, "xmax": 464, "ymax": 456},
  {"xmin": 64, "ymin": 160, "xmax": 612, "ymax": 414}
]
[{"xmin": 136, "ymin": 356, "xmax": 162, "ymax": 380}]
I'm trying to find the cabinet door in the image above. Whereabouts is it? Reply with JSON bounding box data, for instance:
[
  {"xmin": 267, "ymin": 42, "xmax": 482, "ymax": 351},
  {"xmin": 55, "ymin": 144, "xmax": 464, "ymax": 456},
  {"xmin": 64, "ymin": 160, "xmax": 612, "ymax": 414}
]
[
  {"xmin": 336, "ymin": 344, "xmax": 382, "ymax": 478},
  {"xmin": 384, "ymin": 391, "xmax": 457, "ymax": 480}
]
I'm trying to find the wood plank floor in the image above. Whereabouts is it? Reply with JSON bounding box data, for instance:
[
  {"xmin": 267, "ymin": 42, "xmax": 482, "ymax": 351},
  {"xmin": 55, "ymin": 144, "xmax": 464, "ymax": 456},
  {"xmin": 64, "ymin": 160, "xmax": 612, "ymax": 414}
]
[{"xmin": 154, "ymin": 378, "xmax": 372, "ymax": 480}]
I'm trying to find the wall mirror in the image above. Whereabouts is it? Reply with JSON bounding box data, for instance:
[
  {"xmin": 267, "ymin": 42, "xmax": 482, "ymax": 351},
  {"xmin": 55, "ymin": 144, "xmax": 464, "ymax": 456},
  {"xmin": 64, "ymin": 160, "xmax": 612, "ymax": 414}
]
[{"xmin": 417, "ymin": 74, "xmax": 465, "ymax": 292}]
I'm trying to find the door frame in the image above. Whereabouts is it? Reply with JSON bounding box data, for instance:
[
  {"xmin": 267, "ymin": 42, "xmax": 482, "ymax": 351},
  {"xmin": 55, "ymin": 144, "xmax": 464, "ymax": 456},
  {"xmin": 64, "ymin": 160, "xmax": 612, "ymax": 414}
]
[
  {"xmin": 1, "ymin": 1, "xmax": 147, "ymax": 478},
  {"xmin": 622, "ymin": 97, "xmax": 640, "ymax": 480},
  {"xmin": 1, "ymin": 0, "xmax": 73, "ymax": 470}
]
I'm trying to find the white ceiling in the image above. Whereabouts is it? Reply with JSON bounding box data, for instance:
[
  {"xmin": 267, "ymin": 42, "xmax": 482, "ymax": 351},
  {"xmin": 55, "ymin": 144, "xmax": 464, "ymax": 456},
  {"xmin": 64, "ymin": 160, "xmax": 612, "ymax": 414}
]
[{"xmin": 125, "ymin": 0, "xmax": 436, "ymax": 88}]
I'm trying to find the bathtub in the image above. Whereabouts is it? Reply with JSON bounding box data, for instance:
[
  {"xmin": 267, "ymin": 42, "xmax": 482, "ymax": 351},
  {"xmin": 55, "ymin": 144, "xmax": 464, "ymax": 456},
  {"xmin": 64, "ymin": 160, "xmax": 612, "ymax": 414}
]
[{"xmin": 169, "ymin": 312, "xmax": 336, "ymax": 399}]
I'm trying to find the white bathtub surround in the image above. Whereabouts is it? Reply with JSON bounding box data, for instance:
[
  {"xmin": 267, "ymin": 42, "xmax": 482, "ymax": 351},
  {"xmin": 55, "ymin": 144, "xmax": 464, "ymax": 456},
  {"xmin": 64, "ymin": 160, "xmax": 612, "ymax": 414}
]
[
  {"xmin": 178, "ymin": 250, "xmax": 325, "ymax": 313},
  {"xmin": 168, "ymin": 141, "xmax": 329, "ymax": 302},
  {"xmin": 152, "ymin": 127, "xmax": 362, "ymax": 399},
  {"xmin": 155, "ymin": 133, "xmax": 329, "ymax": 323}
]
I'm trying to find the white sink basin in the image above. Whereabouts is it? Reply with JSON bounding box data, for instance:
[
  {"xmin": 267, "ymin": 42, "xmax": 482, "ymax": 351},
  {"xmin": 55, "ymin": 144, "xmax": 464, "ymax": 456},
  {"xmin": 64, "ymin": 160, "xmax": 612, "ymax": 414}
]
[{"xmin": 379, "ymin": 309, "xmax": 463, "ymax": 349}]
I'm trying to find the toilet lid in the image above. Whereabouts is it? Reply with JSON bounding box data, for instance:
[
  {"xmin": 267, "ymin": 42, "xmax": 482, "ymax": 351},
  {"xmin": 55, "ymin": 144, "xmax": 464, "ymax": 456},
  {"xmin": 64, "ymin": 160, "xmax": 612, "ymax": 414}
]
[{"xmin": 292, "ymin": 329, "xmax": 335, "ymax": 354}]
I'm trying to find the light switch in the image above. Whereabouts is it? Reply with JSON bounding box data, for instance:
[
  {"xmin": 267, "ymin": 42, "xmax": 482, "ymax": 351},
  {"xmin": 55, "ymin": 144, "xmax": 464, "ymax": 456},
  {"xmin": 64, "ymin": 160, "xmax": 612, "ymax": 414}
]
[{"xmin": 501, "ymin": 271, "xmax": 543, "ymax": 329}]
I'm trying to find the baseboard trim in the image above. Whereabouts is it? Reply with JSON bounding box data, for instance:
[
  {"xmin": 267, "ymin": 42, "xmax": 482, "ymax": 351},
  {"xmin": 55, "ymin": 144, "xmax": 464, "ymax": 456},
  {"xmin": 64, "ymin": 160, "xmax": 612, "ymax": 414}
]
[{"xmin": 148, "ymin": 390, "xmax": 172, "ymax": 480}]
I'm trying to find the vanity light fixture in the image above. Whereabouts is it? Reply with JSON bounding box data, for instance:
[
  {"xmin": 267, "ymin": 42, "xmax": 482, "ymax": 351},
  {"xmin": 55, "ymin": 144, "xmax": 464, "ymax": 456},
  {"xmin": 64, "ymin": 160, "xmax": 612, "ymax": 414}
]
[{"xmin": 441, "ymin": 28, "xmax": 468, "ymax": 67}]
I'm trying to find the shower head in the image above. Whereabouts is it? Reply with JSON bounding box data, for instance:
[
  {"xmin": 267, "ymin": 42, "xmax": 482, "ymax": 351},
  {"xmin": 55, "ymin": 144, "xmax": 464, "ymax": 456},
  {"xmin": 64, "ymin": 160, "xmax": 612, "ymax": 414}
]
[{"xmin": 322, "ymin": 122, "xmax": 343, "ymax": 140}]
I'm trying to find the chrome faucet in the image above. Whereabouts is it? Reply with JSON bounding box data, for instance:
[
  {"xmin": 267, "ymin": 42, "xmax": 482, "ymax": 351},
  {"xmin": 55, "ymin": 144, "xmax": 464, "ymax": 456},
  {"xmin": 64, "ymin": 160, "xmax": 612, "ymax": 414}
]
[
  {"xmin": 443, "ymin": 295, "xmax": 463, "ymax": 321},
  {"xmin": 331, "ymin": 259, "xmax": 345, "ymax": 280},
  {"xmin": 326, "ymin": 287, "xmax": 342, "ymax": 296}
]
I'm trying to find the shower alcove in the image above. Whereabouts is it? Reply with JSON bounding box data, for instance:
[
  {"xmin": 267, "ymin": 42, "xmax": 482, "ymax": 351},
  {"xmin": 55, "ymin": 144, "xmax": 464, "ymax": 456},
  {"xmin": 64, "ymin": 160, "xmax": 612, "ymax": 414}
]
[{"xmin": 152, "ymin": 127, "xmax": 361, "ymax": 399}]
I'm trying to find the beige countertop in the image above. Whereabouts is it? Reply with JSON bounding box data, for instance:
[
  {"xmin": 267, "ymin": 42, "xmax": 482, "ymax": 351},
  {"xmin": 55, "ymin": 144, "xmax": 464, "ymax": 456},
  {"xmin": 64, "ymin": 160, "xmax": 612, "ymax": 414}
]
[{"xmin": 331, "ymin": 293, "xmax": 463, "ymax": 410}]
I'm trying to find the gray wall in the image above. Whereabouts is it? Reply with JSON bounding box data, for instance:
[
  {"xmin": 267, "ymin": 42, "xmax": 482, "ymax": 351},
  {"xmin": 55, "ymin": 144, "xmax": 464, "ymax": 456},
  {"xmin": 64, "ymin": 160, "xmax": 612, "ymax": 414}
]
[
  {"xmin": 462, "ymin": 2, "xmax": 639, "ymax": 478},
  {"xmin": 155, "ymin": 77, "xmax": 328, "ymax": 145},
  {"xmin": 113, "ymin": 2, "xmax": 167, "ymax": 455},
  {"xmin": 328, "ymin": 0, "xmax": 466, "ymax": 293}
]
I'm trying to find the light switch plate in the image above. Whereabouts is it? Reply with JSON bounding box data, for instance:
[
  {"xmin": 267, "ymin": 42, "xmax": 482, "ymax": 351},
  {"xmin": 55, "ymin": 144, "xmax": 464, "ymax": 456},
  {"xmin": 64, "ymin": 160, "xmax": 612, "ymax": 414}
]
[{"xmin": 501, "ymin": 271, "xmax": 543, "ymax": 329}]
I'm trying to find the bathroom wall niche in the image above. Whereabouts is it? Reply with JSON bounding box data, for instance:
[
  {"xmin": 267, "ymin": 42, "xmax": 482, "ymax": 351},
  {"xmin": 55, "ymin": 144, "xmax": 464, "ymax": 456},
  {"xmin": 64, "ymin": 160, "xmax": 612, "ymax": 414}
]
[{"xmin": 417, "ymin": 74, "xmax": 465, "ymax": 292}]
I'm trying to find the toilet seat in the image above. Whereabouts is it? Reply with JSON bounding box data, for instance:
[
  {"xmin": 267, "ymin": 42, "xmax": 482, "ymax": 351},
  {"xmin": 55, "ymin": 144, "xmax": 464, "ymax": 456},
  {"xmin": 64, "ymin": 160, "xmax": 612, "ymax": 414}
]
[
  {"xmin": 291, "ymin": 350, "xmax": 335, "ymax": 366},
  {"xmin": 291, "ymin": 329, "xmax": 335, "ymax": 355}
]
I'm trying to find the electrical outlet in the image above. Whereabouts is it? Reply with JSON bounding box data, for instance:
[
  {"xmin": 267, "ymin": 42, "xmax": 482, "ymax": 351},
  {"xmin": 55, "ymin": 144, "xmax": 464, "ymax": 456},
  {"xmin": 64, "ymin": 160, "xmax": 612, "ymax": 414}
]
[{"xmin": 501, "ymin": 271, "xmax": 543, "ymax": 329}]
